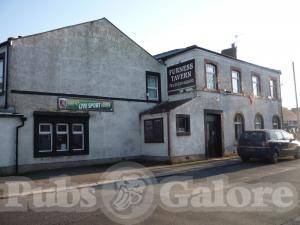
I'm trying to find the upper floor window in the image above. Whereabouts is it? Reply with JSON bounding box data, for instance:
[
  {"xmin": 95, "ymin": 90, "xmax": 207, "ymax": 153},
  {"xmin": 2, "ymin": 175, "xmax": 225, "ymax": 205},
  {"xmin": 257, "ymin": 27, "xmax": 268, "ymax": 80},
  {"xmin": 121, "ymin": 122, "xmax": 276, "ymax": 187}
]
[
  {"xmin": 146, "ymin": 72, "xmax": 161, "ymax": 101},
  {"xmin": 252, "ymin": 75, "xmax": 260, "ymax": 96},
  {"xmin": 254, "ymin": 113, "xmax": 264, "ymax": 129},
  {"xmin": 232, "ymin": 70, "xmax": 241, "ymax": 93},
  {"xmin": 0, "ymin": 53, "xmax": 4, "ymax": 95},
  {"xmin": 270, "ymin": 79, "xmax": 277, "ymax": 99},
  {"xmin": 234, "ymin": 113, "xmax": 244, "ymax": 140},
  {"xmin": 206, "ymin": 64, "xmax": 217, "ymax": 90}
]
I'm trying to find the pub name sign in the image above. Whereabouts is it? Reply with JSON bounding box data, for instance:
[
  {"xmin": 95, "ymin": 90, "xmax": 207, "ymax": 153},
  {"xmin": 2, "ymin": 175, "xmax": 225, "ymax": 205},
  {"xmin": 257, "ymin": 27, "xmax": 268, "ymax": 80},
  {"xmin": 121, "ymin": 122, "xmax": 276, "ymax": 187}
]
[
  {"xmin": 167, "ymin": 59, "xmax": 196, "ymax": 95},
  {"xmin": 58, "ymin": 98, "xmax": 113, "ymax": 112}
]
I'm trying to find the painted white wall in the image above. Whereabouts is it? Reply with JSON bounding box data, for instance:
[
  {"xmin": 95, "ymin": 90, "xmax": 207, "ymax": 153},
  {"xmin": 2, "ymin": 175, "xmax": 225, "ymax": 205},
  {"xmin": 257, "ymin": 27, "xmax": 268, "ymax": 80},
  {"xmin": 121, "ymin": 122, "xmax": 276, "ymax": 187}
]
[
  {"xmin": 0, "ymin": 117, "xmax": 20, "ymax": 168},
  {"xmin": 7, "ymin": 19, "xmax": 166, "ymax": 169}
]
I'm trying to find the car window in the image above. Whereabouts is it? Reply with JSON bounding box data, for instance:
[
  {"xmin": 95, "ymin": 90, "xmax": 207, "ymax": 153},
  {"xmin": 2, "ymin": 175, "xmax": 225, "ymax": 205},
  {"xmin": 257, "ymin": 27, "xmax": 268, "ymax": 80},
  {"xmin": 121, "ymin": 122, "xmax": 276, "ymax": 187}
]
[
  {"xmin": 281, "ymin": 131, "xmax": 293, "ymax": 140},
  {"xmin": 275, "ymin": 131, "xmax": 284, "ymax": 140},
  {"xmin": 240, "ymin": 131, "xmax": 266, "ymax": 141},
  {"xmin": 269, "ymin": 131, "xmax": 278, "ymax": 140}
]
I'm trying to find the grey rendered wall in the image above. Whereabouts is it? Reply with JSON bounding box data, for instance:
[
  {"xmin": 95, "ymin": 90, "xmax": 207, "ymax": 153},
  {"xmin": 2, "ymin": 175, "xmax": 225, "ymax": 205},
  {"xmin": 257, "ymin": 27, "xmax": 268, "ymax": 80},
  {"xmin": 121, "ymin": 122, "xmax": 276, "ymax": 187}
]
[
  {"xmin": 141, "ymin": 113, "xmax": 169, "ymax": 157},
  {"xmin": 169, "ymin": 99, "xmax": 204, "ymax": 157},
  {"xmin": 7, "ymin": 18, "xmax": 165, "ymax": 168},
  {"xmin": 169, "ymin": 93, "xmax": 281, "ymax": 157},
  {"xmin": 164, "ymin": 48, "xmax": 281, "ymax": 102},
  {"xmin": 9, "ymin": 19, "xmax": 166, "ymax": 100},
  {"xmin": 162, "ymin": 48, "xmax": 282, "ymax": 157}
]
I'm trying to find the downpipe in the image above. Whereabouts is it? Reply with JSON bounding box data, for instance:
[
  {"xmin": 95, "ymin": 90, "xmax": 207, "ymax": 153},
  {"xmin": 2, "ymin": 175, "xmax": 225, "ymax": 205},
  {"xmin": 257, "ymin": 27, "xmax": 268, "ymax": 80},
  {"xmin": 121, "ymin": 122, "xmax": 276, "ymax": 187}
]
[
  {"xmin": 167, "ymin": 112, "xmax": 172, "ymax": 163},
  {"xmin": 16, "ymin": 116, "xmax": 26, "ymax": 174}
]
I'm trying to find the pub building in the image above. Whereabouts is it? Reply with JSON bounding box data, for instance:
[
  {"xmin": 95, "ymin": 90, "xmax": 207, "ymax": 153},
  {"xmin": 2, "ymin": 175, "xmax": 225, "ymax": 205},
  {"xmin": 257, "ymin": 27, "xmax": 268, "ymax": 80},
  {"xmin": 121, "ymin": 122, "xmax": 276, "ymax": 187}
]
[{"xmin": 0, "ymin": 18, "xmax": 282, "ymax": 174}]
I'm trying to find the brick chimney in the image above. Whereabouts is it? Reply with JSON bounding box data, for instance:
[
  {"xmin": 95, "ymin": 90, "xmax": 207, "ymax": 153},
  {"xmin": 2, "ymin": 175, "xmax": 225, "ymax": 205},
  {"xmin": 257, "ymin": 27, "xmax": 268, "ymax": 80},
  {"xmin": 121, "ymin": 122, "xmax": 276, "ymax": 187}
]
[{"xmin": 221, "ymin": 43, "xmax": 237, "ymax": 59}]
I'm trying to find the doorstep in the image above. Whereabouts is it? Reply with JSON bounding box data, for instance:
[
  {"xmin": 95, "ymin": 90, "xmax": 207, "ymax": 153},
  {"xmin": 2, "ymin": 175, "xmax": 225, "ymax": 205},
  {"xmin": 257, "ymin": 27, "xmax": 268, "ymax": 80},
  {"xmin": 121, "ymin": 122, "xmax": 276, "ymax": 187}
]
[{"xmin": 0, "ymin": 156, "xmax": 240, "ymax": 199}]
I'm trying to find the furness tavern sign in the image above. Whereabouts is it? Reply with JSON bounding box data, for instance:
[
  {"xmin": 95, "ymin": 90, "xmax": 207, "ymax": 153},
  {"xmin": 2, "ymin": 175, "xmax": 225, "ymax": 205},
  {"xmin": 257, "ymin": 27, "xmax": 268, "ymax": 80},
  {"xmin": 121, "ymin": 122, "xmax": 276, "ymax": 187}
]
[{"xmin": 167, "ymin": 59, "xmax": 195, "ymax": 95}]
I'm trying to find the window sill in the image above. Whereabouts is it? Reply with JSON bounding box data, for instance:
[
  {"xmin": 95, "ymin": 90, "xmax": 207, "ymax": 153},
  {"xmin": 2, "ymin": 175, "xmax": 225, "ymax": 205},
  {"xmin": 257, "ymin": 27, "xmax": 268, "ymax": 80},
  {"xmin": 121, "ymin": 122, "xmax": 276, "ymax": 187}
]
[
  {"xmin": 147, "ymin": 99, "xmax": 161, "ymax": 103},
  {"xmin": 34, "ymin": 150, "xmax": 89, "ymax": 158},
  {"xmin": 144, "ymin": 141, "xmax": 164, "ymax": 144},
  {"xmin": 176, "ymin": 132, "xmax": 191, "ymax": 136}
]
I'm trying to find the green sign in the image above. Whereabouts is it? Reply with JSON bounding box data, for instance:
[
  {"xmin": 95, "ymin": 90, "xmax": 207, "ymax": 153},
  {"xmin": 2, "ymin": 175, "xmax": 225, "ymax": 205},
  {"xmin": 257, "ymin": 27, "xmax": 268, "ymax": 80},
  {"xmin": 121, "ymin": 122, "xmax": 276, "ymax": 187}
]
[{"xmin": 58, "ymin": 98, "xmax": 113, "ymax": 112}]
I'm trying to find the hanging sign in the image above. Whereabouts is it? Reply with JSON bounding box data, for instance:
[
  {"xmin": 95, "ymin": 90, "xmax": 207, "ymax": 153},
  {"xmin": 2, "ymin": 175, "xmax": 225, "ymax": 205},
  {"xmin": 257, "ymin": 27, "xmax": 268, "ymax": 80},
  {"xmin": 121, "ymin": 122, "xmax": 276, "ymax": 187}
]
[{"xmin": 167, "ymin": 59, "xmax": 196, "ymax": 95}]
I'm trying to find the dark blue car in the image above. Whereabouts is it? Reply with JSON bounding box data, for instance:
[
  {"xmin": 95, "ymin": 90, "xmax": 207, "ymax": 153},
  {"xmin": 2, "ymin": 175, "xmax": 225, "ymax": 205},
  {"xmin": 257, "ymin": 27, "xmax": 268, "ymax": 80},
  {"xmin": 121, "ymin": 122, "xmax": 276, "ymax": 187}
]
[{"xmin": 237, "ymin": 129, "xmax": 300, "ymax": 163}]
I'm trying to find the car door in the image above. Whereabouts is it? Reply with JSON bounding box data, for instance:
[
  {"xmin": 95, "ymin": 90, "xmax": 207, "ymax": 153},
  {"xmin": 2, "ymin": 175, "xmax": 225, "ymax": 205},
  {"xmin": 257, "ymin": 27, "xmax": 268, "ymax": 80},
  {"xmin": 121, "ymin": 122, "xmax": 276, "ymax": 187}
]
[
  {"xmin": 280, "ymin": 130, "xmax": 295, "ymax": 156},
  {"xmin": 273, "ymin": 131, "xmax": 286, "ymax": 156}
]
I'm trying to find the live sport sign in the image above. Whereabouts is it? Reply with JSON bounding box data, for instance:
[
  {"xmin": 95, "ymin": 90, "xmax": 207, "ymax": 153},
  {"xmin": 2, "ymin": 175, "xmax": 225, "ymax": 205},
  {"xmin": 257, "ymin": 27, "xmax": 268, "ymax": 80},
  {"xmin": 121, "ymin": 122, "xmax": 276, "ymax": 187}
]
[
  {"xmin": 167, "ymin": 59, "xmax": 196, "ymax": 95},
  {"xmin": 58, "ymin": 98, "xmax": 113, "ymax": 112}
]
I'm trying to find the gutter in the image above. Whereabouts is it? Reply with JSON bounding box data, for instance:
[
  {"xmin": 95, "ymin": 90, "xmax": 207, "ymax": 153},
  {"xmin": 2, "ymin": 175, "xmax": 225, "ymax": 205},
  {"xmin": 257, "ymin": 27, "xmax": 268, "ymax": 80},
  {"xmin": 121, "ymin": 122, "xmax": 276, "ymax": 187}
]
[{"xmin": 16, "ymin": 116, "xmax": 26, "ymax": 174}]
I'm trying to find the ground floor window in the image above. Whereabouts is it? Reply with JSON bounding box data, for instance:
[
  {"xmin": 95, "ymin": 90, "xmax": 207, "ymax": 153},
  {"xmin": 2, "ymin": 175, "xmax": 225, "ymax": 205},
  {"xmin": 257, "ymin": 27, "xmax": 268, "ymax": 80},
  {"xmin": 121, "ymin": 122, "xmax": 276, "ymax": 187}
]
[
  {"xmin": 254, "ymin": 113, "xmax": 264, "ymax": 129},
  {"xmin": 38, "ymin": 123, "xmax": 53, "ymax": 152},
  {"xmin": 34, "ymin": 112, "xmax": 89, "ymax": 157},
  {"xmin": 144, "ymin": 118, "xmax": 164, "ymax": 143},
  {"xmin": 72, "ymin": 124, "xmax": 84, "ymax": 150},
  {"xmin": 234, "ymin": 113, "xmax": 244, "ymax": 140},
  {"xmin": 176, "ymin": 114, "xmax": 191, "ymax": 136},
  {"xmin": 272, "ymin": 115, "xmax": 281, "ymax": 129},
  {"xmin": 56, "ymin": 123, "xmax": 69, "ymax": 151}
]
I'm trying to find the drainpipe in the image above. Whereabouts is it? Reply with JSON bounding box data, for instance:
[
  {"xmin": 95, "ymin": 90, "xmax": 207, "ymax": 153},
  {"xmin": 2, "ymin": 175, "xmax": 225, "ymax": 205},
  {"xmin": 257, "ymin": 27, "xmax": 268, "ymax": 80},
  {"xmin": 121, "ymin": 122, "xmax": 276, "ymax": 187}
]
[
  {"xmin": 167, "ymin": 112, "xmax": 171, "ymax": 163},
  {"xmin": 16, "ymin": 116, "xmax": 26, "ymax": 174}
]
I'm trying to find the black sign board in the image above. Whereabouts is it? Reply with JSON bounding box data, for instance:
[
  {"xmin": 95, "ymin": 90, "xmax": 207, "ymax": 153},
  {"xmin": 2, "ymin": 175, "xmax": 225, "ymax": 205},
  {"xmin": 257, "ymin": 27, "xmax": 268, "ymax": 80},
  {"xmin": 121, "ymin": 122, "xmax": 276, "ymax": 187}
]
[{"xmin": 167, "ymin": 59, "xmax": 196, "ymax": 95}]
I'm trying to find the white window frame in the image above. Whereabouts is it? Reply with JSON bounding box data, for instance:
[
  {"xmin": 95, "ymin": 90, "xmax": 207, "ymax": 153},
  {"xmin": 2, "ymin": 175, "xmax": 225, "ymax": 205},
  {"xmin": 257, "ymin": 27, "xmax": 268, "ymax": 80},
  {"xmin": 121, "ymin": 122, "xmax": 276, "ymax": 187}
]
[
  {"xmin": 38, "ymin": 123, "xmax": 53, "ymax": 152},
  {"xmin": 254, "ymin": 115, "xmax": 264, "ymax": 129},
  {"xmin": 56, "ymin": 123, "xmax": 69, "ymax": 151},
  {"xmin": 252, "ymin": 75, "xmax": 260, "ymax": 96},
  {"xmin": 206, "ymin": 64, "xmax": 217, "ymax": 90},
  {"xmin": 72, "ymin": 124, "xmax": 84, "ymax": 151},
  {"xmin": 234, "ymin": 114, "xmax": 244, "ymax": 140},
  {"xmin": 232, "ymin": 70, "xmax": 241, "ymax": 93},
  {"xmin": 270, "ymin": 79, "xmax": 277, "ymax": 99},
  {"xmin": 147, "ymin": 75, "xmax": 159, "ymax": 101},
  {"xmin": 272, "ymin": 116, "xmax": 280, "ymax": 129}
]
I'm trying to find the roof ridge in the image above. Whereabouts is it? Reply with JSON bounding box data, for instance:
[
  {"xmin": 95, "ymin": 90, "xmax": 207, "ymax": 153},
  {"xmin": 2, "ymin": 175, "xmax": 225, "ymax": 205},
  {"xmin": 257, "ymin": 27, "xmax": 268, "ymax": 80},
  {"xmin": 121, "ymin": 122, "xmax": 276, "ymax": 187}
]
[{"xmin": 155, "ymin": 45, "xmax": 281, "ymax": 74}]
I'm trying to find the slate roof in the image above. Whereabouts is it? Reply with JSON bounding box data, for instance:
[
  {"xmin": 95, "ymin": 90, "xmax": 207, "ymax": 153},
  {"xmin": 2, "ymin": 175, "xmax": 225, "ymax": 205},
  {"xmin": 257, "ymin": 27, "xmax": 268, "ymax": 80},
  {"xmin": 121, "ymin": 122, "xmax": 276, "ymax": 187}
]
[
  {"xmin": 141, "ymin": 98, "xmax": 192, "ymax": 115},
  {"xmin": 154, "ymin": 45, "xmax": 281, "ymax": 74}
]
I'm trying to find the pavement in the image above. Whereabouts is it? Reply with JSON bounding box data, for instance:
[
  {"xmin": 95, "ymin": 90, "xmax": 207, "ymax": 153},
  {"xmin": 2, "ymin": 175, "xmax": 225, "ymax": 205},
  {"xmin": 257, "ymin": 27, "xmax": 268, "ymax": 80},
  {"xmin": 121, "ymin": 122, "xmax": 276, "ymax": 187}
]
[{"xmin": 0, "ymin": 156, "xmax": 240, "ymax": 198}]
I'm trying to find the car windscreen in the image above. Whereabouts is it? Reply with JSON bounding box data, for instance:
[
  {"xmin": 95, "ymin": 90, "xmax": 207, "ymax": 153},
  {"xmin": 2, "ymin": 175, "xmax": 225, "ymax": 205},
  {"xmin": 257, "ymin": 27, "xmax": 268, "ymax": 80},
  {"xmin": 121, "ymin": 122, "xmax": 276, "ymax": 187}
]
[{"xmin": 240, "ymin": 131, "xmax": 266, "ymax": 142}]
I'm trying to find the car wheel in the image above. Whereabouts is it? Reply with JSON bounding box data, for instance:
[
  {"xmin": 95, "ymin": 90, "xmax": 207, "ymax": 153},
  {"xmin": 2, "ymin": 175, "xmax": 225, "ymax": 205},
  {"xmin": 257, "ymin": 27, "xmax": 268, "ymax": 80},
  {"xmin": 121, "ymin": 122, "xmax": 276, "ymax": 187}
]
[
  {"xmin": 270, "ymin": 151, "xmax": 279, "ymax": 164},
  {"xmin": 241, "ymin": 156, "xmax": 250, "ymax": 162}
]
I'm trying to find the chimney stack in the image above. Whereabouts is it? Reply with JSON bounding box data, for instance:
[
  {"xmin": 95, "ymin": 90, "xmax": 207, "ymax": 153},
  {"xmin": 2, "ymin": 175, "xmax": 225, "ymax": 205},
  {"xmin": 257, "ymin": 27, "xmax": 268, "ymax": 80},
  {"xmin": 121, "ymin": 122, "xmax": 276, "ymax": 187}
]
[{"xmin": 221, "ymin": 43, "xmax": 237, "ymax": 59}]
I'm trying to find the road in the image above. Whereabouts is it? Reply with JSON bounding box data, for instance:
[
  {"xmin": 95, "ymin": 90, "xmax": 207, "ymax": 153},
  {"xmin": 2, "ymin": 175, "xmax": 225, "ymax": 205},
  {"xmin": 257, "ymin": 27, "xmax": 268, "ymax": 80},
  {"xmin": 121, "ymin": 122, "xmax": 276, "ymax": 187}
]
[{"xmin": 1, "ymin": 158, "xmax": 300, "ymax": 225}]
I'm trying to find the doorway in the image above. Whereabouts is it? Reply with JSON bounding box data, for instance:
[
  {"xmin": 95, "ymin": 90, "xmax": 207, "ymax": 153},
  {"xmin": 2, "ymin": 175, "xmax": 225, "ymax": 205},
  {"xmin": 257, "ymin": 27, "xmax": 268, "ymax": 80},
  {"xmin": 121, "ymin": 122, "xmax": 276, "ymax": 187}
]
[{"xmin": 204, "ymin": 110, "xmax": 223, "ymax": 158}]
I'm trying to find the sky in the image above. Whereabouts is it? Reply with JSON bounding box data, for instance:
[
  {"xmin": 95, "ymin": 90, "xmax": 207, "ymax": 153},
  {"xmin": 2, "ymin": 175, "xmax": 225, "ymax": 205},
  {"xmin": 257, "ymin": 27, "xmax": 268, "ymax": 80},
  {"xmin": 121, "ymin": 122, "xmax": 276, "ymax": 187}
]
[{"xmin": 1, "ymin": 0, "xmax": 299, "ymax": 109}]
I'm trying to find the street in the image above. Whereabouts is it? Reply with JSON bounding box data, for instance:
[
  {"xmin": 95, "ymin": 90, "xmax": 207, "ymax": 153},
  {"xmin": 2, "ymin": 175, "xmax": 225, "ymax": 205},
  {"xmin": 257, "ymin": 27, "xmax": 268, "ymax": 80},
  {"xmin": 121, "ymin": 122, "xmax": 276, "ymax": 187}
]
[{"xmin": 1, "ymin": 158, "xmax": 300, "ymax": 225}]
